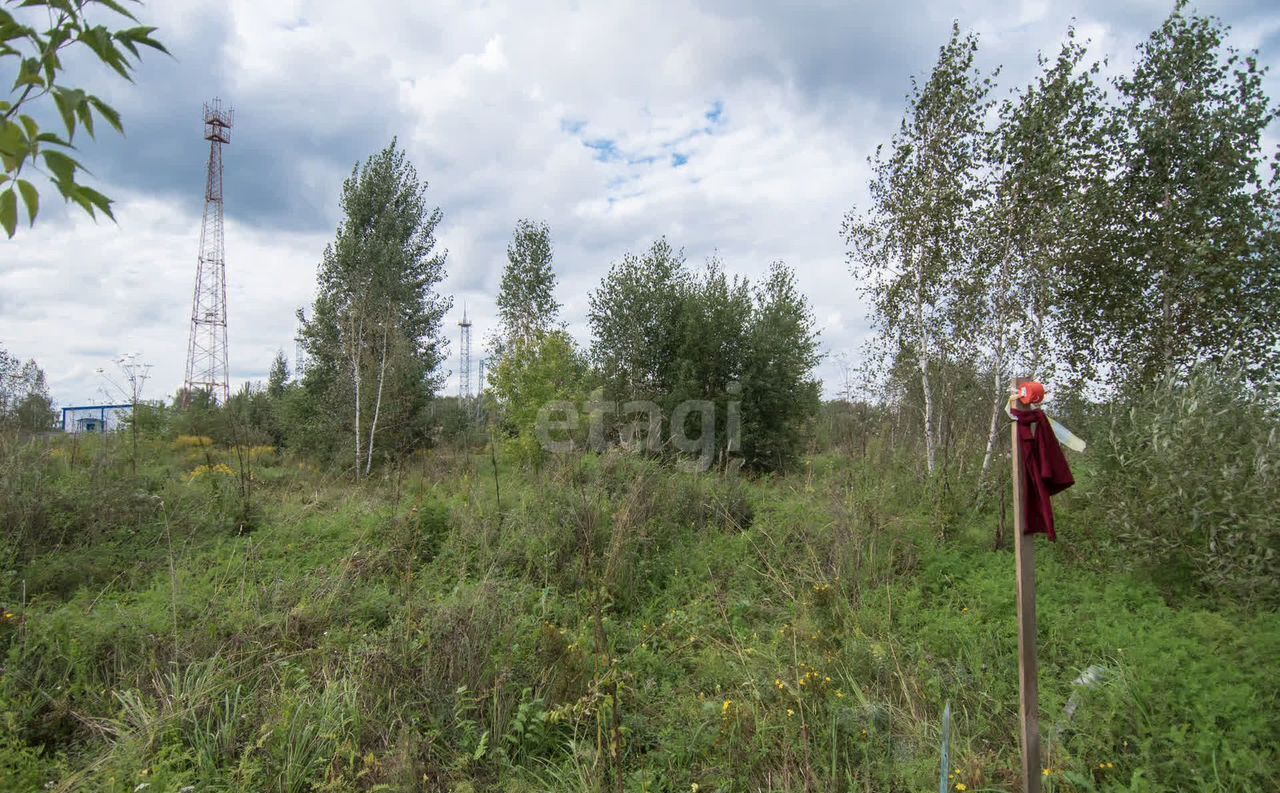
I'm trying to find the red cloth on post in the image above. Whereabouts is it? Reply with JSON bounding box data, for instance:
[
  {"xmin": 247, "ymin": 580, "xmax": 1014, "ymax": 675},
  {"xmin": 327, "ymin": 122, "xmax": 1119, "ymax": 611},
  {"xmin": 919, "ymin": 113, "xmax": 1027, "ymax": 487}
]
[{"xmin": 1011, "ymin": 408, "xmax": 1074, "ymax": 541}]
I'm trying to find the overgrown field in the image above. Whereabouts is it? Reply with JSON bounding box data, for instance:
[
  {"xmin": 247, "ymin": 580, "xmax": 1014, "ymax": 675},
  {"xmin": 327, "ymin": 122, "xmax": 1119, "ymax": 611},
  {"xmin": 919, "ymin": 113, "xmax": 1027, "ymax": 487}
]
[{"xmin": 1, "ymin": 435, "xmax": 1277, "ymax": 792}]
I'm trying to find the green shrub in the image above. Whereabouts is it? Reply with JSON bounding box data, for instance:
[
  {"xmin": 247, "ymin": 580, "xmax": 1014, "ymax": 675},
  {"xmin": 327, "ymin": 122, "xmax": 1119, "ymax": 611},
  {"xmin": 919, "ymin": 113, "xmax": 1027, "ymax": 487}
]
[{"xmin": 1087, "ymin": 362, "xmax": 1279, "ymax": 607}]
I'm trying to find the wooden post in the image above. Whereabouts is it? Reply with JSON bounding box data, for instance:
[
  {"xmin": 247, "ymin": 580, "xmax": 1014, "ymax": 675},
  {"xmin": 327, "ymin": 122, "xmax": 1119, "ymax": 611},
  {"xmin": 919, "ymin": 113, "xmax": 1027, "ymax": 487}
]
[{"xmin": 1011, "ymin": 377, "xmax": 1041, "ymax": 793}]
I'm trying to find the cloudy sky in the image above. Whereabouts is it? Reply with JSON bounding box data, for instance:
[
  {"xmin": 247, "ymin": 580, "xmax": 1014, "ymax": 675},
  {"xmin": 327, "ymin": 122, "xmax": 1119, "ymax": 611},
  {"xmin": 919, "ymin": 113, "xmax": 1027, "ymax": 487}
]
[{"xmin": 2, "ymin": 0, "xmax": 1277, "ymax": 407}]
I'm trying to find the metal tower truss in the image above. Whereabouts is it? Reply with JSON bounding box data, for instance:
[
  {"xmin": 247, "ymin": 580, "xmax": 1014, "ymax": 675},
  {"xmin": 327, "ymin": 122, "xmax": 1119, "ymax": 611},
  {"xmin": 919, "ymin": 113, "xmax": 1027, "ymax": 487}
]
[
  {"xmin": 183, "ymin": 99, "xmax": 233, "ymax": 405},
  {"xmin": 458, "ymin": 304, "xmax": 473, "ymax": 399}
]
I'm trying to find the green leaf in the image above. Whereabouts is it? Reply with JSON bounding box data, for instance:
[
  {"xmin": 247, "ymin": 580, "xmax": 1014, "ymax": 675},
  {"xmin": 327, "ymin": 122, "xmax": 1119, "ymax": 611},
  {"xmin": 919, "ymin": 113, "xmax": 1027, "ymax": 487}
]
[
  {"xmin": 0, "ymin": 120, "xmax": 27, "ymax": 159},
  {"xmin": 35, "ymin": 131, "xmax": 71, "ymax": 146},
  {"xmin": 42, "ymin": 148, "xmax": 80, "ymax": 183},
  {"xmin": 61, "ymin": 182, "xmax": 94, "ymax": 218},
  {"xmin": 18, "ymin": 114, "xmax": 38, "ymax": 141},
  {"xmin": 90, "ymin": 0, "xmax": 140, "ymax": 22},
  {"xmin": 88, "ymin": 96, "xmax": 123, "ymax": 133},
  {"xmin": 16, "ymin": 178, "xmax": 37, "ymax": 225},
  {"xmin": 119, "ymin": 25, "xmax": 168, "ymax": 55},
  {"xmin": 12, "ymin": 56, "xmax": 44, "ymax": 89},
  {"xmin": 79, "ymin": 184, "xmax": 114, "ymax": 221},
  {"xmin": 75, "ymin": 97, "xmax": 95, "ymax": 138},
  {"xmin": 0, "ymin": 188, "xmax": 17, "ymax": 238},
  {"xmin": 52, "ymin": 87, "xmax": 78, "ymax": 139},
  {"xmin": 78, "ymin": 25, "xmax": 131, "ymax": 80},
  {"xmin": 115, "ymin": 34, "xmax": 138, "ymax": 58},
  {"xmin": 33, "ymin": 1, "xmax": 78, "ymax": 15}
]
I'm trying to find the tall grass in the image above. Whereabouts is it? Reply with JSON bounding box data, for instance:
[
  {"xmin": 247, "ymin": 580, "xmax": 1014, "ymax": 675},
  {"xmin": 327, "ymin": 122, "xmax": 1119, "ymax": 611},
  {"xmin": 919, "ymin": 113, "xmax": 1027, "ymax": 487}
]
[{"xmin": 0, "ymin": 428, "xmax": 1276, "ymax": 791}]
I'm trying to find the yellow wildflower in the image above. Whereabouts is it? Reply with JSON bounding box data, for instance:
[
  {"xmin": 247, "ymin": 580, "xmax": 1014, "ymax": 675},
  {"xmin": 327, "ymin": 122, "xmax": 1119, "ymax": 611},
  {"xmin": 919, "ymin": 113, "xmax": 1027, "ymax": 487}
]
[
  {"xmin": 786, "ymin": 708, "xmax": 795, "ymax": 717},
  {"xmin": 722, "ymin": 699, "xmax": 732, "ymax": 714},
  {"xmin": 956, "ymin": 785, "xmax": 967, "ymax": 792}
]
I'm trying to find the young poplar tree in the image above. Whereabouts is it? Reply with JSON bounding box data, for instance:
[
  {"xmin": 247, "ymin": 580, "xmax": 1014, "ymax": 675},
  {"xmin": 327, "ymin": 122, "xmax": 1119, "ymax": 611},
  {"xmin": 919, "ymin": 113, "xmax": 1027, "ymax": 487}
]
[
  {"xmin": 843, "ymin": 24, "xmax": 993, "ymax": 474},
  {"xmin": 740, "ymin": 262, "xmax": 822, "ymax": 472},
  {"xmin": 266, "ymin": 350, "xmax": 290, "ymax": 399},
  {"xmin": 494, "ymin": 219, "xmax": 562, "ymax": 350},
  {"xmin": 297, "ymin": 141, "xmax": 450, "ymax": 476}
]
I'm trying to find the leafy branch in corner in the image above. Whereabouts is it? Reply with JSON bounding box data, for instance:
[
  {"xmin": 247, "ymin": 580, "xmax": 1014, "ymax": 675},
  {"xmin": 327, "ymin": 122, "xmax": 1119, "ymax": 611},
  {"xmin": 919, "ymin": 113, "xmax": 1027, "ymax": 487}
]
[{"xmin": 0, "ymin": 0, "xmax": 168, "ymax": 237}]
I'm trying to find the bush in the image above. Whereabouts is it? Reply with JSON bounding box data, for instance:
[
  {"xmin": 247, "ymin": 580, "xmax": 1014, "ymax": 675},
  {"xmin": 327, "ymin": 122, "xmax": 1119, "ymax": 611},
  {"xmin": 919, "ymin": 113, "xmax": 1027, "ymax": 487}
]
[{"xmin": 1087, "ymin": 362, "xmax": 1279, "ymax": 607}]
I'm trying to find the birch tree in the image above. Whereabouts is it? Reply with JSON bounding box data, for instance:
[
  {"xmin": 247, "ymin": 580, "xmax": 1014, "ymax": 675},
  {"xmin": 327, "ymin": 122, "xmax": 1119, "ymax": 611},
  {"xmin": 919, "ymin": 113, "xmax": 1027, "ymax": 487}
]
[
  {"xmin": 843, "ymin": 24, "xmax": 992, "ymax": 474},
  {"xmin": 975, "ymin": 31, "xmax": 1109, "ymax": 473},
  {"xmin": 297, "ymin": 141, "xmax": 450, "ymax": 476},
  {"xmin": 1060, "ymin": 2, "xmax": 1280, "ymax": 388}
]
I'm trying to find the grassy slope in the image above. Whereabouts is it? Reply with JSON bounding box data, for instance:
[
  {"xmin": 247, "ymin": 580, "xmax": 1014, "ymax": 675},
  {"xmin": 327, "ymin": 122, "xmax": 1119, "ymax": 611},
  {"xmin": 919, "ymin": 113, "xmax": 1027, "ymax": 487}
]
[{"xmin": 1, "ymin": 440, "xmax": 1276, "ymax": 792}]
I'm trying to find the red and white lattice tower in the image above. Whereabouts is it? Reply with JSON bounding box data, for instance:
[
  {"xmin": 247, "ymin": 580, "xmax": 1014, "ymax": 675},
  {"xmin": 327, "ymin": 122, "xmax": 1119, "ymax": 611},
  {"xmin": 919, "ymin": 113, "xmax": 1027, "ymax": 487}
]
[{"xmin": 183, "ymin": 99, "xmax": 233, "ymax": 405}]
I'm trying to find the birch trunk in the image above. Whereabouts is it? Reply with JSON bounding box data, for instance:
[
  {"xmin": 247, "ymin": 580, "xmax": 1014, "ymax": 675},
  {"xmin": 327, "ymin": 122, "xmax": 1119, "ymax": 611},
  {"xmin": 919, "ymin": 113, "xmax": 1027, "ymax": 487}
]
[
  {"xmin": 914, "ymin": 257, "xmax": 937, "ymax": 474},
  {"xmin": 365, "ymin": 312, "xmax": 390, "ymax": 476},
  {"xmin": 980, "ymin": 364, "xmax": 1004, "ymax": 474},
  {"xmin": 982, "ymin": 293, "xmax": 1009, "ymax": 476},
  {"xmin": 349, "ymin": 312, "xmax": 363, "ymax": 480},
  {"xmin": 982, "ymin": 211, "xmax": 1017, "ymax": 477}
]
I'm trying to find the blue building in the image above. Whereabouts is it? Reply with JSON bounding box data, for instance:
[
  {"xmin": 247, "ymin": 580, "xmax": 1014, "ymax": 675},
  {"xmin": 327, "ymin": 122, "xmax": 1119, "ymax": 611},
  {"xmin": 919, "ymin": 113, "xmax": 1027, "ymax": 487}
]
[{"xmin": 60, "ymin": 404, "xmax": 133, "ymax": 434}]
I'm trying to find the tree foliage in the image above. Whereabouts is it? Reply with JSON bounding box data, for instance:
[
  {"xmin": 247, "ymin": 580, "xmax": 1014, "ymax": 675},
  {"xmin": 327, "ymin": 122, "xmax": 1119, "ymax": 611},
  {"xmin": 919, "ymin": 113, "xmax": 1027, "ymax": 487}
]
[
  {"xmin": 296, "ymin": 140, "xmax": 450, "ymax": 474},
  {"xmin": 848, "ymin": 5, "xmax": 1280, "ymax": 478},
  {"xmin": 588, "ymin": 238, "xmax": 688, "ymax": 401},
  {"xmin": 843, "ymin": 24, "xmax": 993, "ymax": 474},
  {"xmin": 488, "ymin": 330, "xmax": 589, "ymax": 464},
  {"xmin": 0, "ymin": 0, "xmax": 168, "ymax": 237},
  {"xmin": 0, "ymin": 345, "xmax": 53, "ymax": 431},
  {"xmin": 266, "ymin": 350, "xmax": 289, "ymax": 400},
  {"xmin": 1063, "ymin": 2, "xmax": 1280, "ymax": 388},
  {"xmin": 589, "ymin": 241, "xmax": 821, "ymax": 472},
  {"xmin": 495, "ymin": 219, "xmax": 562, "ymax": 350}
]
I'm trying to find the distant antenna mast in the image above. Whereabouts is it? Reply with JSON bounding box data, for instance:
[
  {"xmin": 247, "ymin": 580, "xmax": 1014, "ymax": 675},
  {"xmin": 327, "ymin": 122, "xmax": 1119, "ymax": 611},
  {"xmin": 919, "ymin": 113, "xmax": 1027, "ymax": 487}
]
[
  {"xmin": 458, "ymin": 304, "xmax": 473, "ymax": 398},
  {"xmin": 183, "ymin": 98, "xmax": 233, "ymax": 405},
  {"xmin": 294, "ymin": 309, "xmax": 308, "ymax": 378}
]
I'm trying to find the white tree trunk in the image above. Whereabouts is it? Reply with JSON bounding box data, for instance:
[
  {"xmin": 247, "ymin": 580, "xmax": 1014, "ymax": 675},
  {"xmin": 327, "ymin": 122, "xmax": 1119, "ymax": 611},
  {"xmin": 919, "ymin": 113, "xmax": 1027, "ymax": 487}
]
[
  {"xmin": 364, "ymin": 314, "xmax": 390, "ymax": 476},
  {"xmin": 915, "ymin": 259, "xmax": 937, "ymax": 474},
  {"xmin": 920, "ymin": 355, "xmax": 937, "ymax": 474},
  {"xmin": 349, "ymin": 313, "xmax": 364, "ymax": 480},
  {"xmin": 980, "ymin": 364, "xmax": 1004, "ymax": 475}
]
